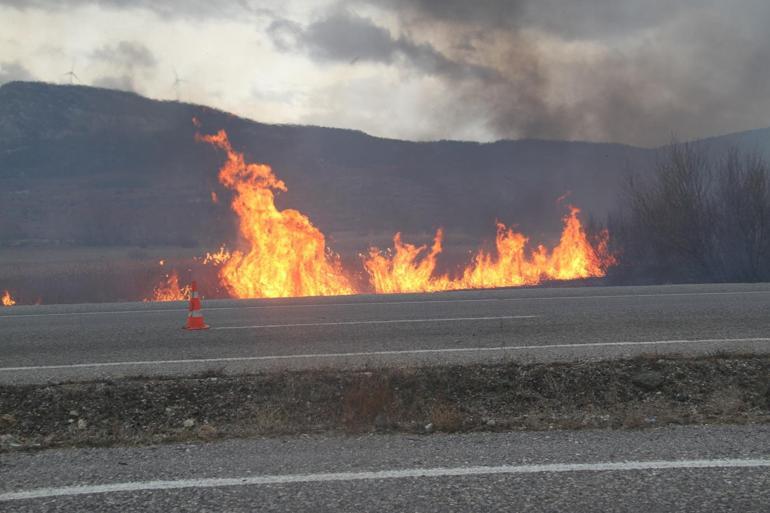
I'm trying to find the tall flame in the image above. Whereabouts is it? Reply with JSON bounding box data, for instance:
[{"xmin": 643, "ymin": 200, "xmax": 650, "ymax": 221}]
[
  {"xmin": 198, "ymin": 130, "xmax": 356, "ymax": 298},
  {"xmin": 146, "ymin": 128, "xmax": 617, "ymax": 301},
  {"xmin": 1, "ymin": 290, "xmax": 16, "ymax": 306},
  {"xmin": 145, "ymin": 271, "xmax": 191, "ymax": 302},
  {"xmin": 364, "ymin": 207, "xmax": 615, "ymax": 293}
]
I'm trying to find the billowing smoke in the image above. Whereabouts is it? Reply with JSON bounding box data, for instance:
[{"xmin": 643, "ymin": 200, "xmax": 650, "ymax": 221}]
[
  {"xmin": 2, "ymin": 0, "xmax": 769, "ymax": 145},
  {"xmin": 269, "ymin": 0, "xmax": 770, "ymax": 146},
  {"xmin": 0, "ymin": 61, "xmax": 33, "ymax": 84},
  {"xmin": 91, "ymin": 41, "xmax": 157, "ymax": 93}
]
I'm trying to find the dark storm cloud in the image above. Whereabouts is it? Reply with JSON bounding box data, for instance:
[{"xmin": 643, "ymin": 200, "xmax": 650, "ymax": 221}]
[
  {"xmin": 0, "ymin": 61, "xmax": 33, "ymax": 84},
  {"xmin": 268, "ymin": 12, "xmax": 499, "ymax": 81}
]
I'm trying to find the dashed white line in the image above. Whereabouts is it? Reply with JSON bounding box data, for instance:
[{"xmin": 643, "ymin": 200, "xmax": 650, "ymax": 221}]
[
  {"xmin": 1, "ymin": 337, "xmax": 768, "ymax": 373},
  {"xmin": 2, "ymin": 458, "xmax": 768, "ymax": 501},
  {"xmin": 212, "ymin": 315, "xmax": 537, "ymax": 330}
]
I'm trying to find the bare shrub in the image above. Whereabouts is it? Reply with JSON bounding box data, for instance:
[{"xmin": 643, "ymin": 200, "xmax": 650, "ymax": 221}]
[{"xmin": 715, "ymin": 149, "xmax": 770, "ymax": 281}]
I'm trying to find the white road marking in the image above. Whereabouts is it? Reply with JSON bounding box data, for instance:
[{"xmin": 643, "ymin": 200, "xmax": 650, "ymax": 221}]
[
  {"xmin": 1, "ymin": 289, "xmax": 769, "ymax": 319},
  {"xmin": 1, "ymin": 458, "xmax": 768, "ymax": 501},
  {"xmin": 212, "ymin": 315, "xmax": 537, "ymax": 330},
  {"xmin": 1, "ymin": 337, "xmax": 768, "ymax": 373}
]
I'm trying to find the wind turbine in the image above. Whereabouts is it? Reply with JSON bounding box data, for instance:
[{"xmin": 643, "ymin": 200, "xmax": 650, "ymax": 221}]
[
  {"xmin": 63, "ymin": 60, "xmax": 79, "ymax": 84},
  {"xmin": 172, "ymin": 68, "xmax": 187, "ymax": 101}
]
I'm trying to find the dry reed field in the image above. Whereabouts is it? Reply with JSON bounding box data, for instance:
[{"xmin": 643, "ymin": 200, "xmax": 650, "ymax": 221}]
[{"xmin": 0, "ymin": 247, "xmax": 204, "ymax": 304}]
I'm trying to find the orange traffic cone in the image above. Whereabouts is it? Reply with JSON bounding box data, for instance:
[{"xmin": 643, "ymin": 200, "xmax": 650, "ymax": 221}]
[{"xmin": 183, "ymin": 281, "xmax": 209, "ymax": 330}]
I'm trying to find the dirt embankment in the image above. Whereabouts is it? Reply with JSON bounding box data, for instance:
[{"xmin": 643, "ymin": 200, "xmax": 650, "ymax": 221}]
[{"xmin": 1, "ymin": 354, "xmax": 768, "ymax": 452}]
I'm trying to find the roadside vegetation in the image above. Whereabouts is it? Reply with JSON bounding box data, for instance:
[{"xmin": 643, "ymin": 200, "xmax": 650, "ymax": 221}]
[{"xmin": 1, "ymin": 354, "xmax": 767, "ymax": 451}]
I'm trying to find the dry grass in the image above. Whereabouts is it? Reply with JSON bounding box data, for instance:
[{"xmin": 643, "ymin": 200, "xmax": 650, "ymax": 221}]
[
  {"xmin": 342, "ymin": 375, "xmax": 396, "ymax": 432},
  {"xmin": 705, "ymin": 388, "xmax": 747, "ymax": 416},
  {"xmin": 0, "ymin": 246, "xmax": 211, "ymax": 304},
  {"xmin": 1, "ymin": 354, "xmax": 768, "ymax": 451},
  {"xmin": 252, "ymin": 406, "xmax": 289, "ymax": 434},
  {"xmin": 196, "ymin": 424, "xmax": 218, "ymax": 440},
  {"xmin": 429, "ymin": 403, "xmax": 465, "ymax": 432}
]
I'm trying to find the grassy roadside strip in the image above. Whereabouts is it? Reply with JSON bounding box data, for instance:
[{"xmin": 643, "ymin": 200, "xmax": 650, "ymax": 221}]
[{"xmin": 1, "ymin": 353, "xmax": 768, "ymax": 451}]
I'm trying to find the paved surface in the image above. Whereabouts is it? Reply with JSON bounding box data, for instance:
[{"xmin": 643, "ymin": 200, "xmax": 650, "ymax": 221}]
[
  {"xmin": 1, "ymin": 424, "xmax": 768, "ymax": 512},
  {"xmin": 2, "ymin": 283, "xmax": 770, "ymax": 383}
]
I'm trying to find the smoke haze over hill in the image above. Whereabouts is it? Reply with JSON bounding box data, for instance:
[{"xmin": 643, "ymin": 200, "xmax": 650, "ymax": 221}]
[
  {"xmin": 0, "ymin": 81, "xmax": 637, "ymax": 251},
  {"xmin": 2, "ymin": 0, "xmax": 770, "ymax": 146},
  {"xmin": 1, "ymin": 81, "xmax": 769, "ymax": 253}
]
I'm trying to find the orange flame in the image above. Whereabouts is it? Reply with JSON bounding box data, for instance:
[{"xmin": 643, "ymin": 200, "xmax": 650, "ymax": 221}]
[
  {"xmin": 364, "ymin": 230, "xmax": 454, "ymax": 293},
  {"xmin": 145, "ymin": 271, "xmax": 191, "ymax": 302},
  {"xmin": 1, "ymin": 290, "xmax": 16, "ymax": 306},
  {"xmin": 198, "ymin": 130, "xmax": 356, "ymax": 298},
  {"xmin": 364, "ymin": 207, "xmax": 615, "ymax": 293},
  {"xmin": 203, "ymin": 246, "xmax": 231, "ymax": 265}
]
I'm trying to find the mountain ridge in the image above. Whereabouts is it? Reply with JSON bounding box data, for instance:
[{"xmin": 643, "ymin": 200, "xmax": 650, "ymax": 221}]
[{"xmin": 1, "ymin": 81, "xmax": 768, "ymax": 254}]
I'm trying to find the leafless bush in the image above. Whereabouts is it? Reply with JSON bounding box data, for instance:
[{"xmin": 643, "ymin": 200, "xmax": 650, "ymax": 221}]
[
  {"xmin": 715, "ymin": 149, "xmax": 770, "ymax": 281},
  {"xmin": 610, "ymin": 143, "xmax": 770, "ymax": 283}
]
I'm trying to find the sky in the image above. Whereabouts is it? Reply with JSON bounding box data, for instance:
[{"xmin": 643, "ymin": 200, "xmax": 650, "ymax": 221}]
[{"xmin": 1, "ymin": 0, "xmax": 769, "ymax": 146}]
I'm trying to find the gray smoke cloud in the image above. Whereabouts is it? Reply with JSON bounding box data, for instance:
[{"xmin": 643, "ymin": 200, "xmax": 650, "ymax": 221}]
[
  {"xmin": 92, "ymin": 41, "xmax": 156, "ymax": 69},
  {"xmin": 91, "ymin": 74, "xmax": 137, "ymax": 92},
  {"xmin": 0, "ymin": 60, "xmax": 33, "ymax": 84},
  {"xmin": 361, "ymin": 0, "xmax": 741, "ymax": 40},
  {"xmin": 90, "ymin": 41, "xmax": 156, "ymax": 92},
  {"xmin": 3, "ymin": 0, "xmax": 769, "ymax": 145},
  {"xmin": 268, "ymin": 12, "xmax": 498, "ymax": 81},
  {"xmin": 329, "ymin": 0, "xmax": 770, "ymax": 145}
]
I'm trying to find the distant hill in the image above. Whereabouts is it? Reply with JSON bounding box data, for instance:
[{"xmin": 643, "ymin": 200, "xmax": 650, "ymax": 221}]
[{"xmin": 1, "ymin": 81, "xmax": 768, "ymax": 257}]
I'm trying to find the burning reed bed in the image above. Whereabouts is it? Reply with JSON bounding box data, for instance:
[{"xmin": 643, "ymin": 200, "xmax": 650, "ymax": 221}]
[{"xmin": 0, "ymin": 354, "xmax": 768, "ymax": 451}]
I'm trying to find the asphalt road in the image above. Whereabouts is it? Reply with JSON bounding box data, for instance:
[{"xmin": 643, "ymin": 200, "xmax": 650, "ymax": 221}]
[
  {"xmin": 1, "ymin": 424, "xmax": 768, "ymax": 512},
  {"xmin": 2, "ymin": 283, "xmax": 770, "ymax": 384}
]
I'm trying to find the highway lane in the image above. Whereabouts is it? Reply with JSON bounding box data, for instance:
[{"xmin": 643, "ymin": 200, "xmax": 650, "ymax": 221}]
[
  {"xmin": 1, "ymin": 424, "xmax": 768, "ymax": 512},
  {"xmin": 2, "ymin": 283, "xmax": 770, "ymax": 383}
]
